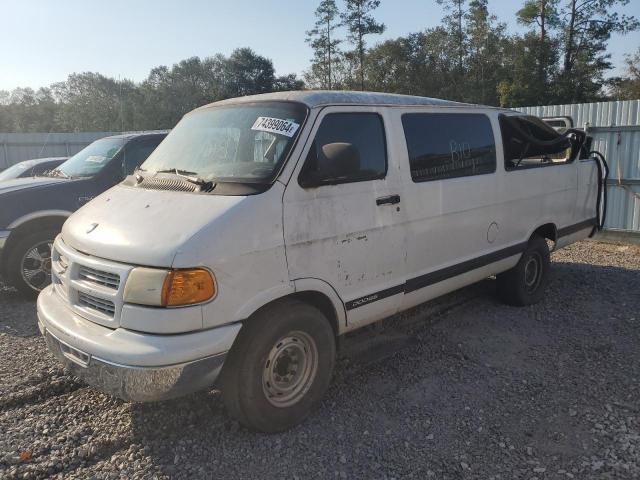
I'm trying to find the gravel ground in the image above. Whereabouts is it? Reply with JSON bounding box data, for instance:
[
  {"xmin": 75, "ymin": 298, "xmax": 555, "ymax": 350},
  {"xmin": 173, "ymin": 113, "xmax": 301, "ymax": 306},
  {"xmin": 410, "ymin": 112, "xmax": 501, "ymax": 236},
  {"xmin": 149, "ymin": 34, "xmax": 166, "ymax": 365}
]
[{"xmin": 1, "ymin": 240, "xmax": 639, "ymax": 479}]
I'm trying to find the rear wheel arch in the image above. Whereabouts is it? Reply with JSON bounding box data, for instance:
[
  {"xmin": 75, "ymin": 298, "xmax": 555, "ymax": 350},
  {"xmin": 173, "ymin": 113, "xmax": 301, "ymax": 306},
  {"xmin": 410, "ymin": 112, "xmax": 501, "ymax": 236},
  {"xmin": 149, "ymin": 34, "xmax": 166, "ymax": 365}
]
[{"xmin": 531, "ymin": 223, "xmax": 557, "ymax": 249}]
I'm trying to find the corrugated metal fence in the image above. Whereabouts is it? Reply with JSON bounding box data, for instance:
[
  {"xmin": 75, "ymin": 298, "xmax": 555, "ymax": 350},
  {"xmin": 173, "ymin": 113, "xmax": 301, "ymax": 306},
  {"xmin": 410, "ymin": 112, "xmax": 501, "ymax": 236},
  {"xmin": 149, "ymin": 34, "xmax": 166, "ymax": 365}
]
[
  {"xmin": 2, "ymin": 100, "xmax": 639, "ymax": 232},
  {"xmin": 0, "ymin": 132, "xmax": 119, "ymax": 169},
  {"xmin": 519, "ymin": 100, "xmax": 640, "ymax": 233}
]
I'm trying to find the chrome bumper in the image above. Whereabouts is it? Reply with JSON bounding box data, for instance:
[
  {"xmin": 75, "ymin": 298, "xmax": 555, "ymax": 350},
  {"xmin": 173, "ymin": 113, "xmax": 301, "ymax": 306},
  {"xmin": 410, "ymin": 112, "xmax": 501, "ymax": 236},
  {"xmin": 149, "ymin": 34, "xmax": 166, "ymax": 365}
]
[
  {"xmin": 37, "ymin": 285, "xmax": 240, "ymax": 402},
  {"xmin": 43, "ymin": 327, "xmax": 226, "ymax": 402}
]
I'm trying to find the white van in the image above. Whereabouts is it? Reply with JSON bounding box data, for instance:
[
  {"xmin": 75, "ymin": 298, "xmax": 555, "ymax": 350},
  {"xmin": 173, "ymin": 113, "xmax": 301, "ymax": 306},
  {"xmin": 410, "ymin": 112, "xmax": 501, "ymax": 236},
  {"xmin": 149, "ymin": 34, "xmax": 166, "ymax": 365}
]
[{"xmin": 37, "ymin": 91, "xmax": 606, "ymax": 432}]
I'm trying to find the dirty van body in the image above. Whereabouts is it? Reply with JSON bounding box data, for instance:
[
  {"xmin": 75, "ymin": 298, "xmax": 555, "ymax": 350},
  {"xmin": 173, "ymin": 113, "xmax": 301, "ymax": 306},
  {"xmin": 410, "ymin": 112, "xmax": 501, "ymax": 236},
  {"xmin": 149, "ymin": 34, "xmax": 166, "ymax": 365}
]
[
  {"xmin": 37, "ymin": 91, "xmax": 606, "ymax": 432},
  {"xmin": 0, "ymin": 133, "xmax": 166, "ymax": 296}
]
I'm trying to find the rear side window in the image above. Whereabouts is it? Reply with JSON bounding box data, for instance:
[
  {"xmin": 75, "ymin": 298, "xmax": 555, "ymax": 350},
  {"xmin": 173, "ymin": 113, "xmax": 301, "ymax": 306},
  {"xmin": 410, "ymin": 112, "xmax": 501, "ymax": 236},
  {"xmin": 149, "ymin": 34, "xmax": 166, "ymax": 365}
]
[
  {"xmin": 299, "ymin": 112, "xmax": 387, "ymax": 187},
  {"xmin": 402, "ymin": 113, "xmax": 496, "ymax": 182},
  {"xmin": 499, "ymin": 115, "xmax": 572, "ymax": 170}
]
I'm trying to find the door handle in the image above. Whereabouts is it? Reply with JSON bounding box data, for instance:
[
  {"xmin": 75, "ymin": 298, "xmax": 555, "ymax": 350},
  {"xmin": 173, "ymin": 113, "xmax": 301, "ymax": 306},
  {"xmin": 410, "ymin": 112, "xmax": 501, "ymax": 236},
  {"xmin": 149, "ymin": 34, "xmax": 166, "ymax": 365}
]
[{"xmin": 376, "ymin": 194, "xmax": 401, "ymax": 206}]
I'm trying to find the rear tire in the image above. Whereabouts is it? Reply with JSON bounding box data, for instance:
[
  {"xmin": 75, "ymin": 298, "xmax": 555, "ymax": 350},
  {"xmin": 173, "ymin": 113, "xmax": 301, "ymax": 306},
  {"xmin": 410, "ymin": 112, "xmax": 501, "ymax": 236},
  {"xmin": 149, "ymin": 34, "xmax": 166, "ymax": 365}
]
[
  {"xmin": 496, "ymin": 235, "xmax": 550, "ymax": 306},
  {"xmin": 219, "ymin": 299, "xmax": 336, "ymax": 433},
  {"xmin": 6, "ymin": 230, "xmax": 57, "ymax": 298}
]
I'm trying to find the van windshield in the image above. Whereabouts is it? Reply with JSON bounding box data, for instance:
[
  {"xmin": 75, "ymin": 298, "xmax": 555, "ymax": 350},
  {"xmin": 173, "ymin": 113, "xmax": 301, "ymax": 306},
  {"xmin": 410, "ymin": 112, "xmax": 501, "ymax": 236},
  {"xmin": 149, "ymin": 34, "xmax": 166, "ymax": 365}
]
[
  {"xmin": 141, "ymin": 102, "xmax": 308, "ymax": 184},
  {"xmin": 56, "ymin": 138, "xmax": 125, "ymax": 178}
]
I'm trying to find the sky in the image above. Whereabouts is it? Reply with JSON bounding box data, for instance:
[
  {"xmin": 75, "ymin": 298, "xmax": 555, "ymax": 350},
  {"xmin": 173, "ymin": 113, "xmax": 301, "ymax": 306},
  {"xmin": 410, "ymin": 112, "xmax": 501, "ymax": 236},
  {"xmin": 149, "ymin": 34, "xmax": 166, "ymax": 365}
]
[{"xmin": 1, "ymin": 0, "xmax": 639, "ymax": 92}]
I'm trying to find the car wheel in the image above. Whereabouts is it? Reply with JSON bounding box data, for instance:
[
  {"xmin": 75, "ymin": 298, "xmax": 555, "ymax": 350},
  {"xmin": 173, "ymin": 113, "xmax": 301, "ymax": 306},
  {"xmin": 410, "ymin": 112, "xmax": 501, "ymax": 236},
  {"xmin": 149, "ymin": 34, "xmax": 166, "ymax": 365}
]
[
  {"xmin": 7, "ymin": 230, "xmax": 57, "ymax": 298},
  {"xmin": 496, "ymin": 235, "xmax": 551, "ymax": 306},
  {"xmin": 219, "ymin": 299, "xmax": 336, "ymax": 433}
]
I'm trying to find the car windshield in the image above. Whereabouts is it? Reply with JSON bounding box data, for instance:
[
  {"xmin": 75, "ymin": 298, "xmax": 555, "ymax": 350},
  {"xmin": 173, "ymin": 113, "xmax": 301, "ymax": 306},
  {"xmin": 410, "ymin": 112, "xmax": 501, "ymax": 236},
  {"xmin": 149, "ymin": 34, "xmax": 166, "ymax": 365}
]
[
  {"xmin": 0, "ymin": 162, "xmax": 31, "ymax": 181},
  {"xmin": 141, "ymin": 102, "xmax": 308, "ymax": 184},
  {"xmin": 56, "ymin": 138, "xmax": 125, "ymax": 178}
]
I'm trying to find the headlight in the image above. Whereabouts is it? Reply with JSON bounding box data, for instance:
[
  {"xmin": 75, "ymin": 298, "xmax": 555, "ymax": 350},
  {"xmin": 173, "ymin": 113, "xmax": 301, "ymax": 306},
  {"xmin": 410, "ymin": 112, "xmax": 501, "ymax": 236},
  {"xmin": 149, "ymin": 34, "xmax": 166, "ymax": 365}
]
[{"xmin": 123, "ymin": 267, "xmax": 216, "ymax": 307}]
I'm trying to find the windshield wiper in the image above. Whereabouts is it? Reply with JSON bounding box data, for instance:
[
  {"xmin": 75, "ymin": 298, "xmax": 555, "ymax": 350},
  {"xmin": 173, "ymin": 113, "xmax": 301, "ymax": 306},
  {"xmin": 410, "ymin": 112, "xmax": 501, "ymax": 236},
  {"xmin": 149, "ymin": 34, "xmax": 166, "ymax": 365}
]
[
  {"xmin": 156, "ymin": 167, "xmax": 199, "ymax": 176},
  {"xmin": 155, "ymin": 168, "xmax": 215, "ymax": 191}
]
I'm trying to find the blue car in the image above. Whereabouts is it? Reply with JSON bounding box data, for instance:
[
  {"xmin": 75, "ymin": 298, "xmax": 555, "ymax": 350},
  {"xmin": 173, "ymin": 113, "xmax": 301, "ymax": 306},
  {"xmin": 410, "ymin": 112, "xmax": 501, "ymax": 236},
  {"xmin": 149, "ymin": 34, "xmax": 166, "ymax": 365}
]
[
  {"xmin": 0, "ymin": 157, "xmax": 68, "ymax": 181},
  {"xmin": 0, "ymin": 132, "xmax": 166, "ymax": 296}
]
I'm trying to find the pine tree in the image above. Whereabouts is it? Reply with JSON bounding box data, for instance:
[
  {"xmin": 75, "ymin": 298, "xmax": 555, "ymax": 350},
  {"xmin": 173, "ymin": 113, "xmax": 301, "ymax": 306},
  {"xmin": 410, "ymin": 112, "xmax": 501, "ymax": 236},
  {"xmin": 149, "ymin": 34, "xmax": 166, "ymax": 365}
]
[
  {"xmin": 306, "ymin": 0, "xmax": 342, "ymax": 90},
  {"xmin": 341, "ymin": 0, "xmax": 385, "ymax": 90}
]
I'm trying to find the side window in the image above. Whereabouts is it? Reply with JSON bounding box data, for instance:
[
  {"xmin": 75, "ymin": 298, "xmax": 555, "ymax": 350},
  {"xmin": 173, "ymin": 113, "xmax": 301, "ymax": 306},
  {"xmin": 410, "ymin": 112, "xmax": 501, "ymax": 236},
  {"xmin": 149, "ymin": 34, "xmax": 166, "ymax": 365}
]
[
  {"xmin": 299, "ymin": 112, "xmax": 387, "ymax": 187},
  {"xmin": 123, "ymin": 138, "xmax": 163, "ymax": 175},
  {"xmin": 499, "ymin": 115, "xmax": 572, "ymax": 170},
  {"xmin": 402, "ymin": 113, "xmax": 496, "ymax": 183}
]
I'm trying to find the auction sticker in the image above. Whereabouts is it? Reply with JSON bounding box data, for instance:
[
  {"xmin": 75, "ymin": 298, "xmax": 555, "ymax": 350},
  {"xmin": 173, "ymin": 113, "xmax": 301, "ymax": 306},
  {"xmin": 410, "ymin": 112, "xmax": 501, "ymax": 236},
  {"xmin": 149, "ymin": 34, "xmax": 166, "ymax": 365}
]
[{"xmin": 251, "ymin": 117, "xmax": 300, "ymax": 138}]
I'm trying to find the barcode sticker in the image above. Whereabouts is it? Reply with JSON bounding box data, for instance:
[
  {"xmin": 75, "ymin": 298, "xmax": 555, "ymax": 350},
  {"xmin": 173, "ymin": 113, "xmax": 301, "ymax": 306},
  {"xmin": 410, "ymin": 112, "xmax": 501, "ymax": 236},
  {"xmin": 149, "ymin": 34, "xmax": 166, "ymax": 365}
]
[{"xmin": 251, "ymin": 117, "xmax": 300, "ymax": 138}]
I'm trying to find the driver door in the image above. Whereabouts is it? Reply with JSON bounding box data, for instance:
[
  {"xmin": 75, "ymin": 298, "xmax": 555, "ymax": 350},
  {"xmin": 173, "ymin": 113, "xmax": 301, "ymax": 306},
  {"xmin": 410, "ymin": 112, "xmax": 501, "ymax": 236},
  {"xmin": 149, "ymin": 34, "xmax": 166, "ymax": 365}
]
[{"xmin": 283, "ymin": 107, "xmax": 407, "ymax": 331}]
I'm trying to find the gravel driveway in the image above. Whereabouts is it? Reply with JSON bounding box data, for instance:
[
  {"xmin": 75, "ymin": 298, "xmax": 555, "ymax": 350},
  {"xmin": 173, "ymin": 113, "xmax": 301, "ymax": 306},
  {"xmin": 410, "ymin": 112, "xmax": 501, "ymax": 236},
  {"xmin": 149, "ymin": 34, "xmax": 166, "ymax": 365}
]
[{"xmin": 1, "ymin": 240, "xmax": 639, "ymax": 479}]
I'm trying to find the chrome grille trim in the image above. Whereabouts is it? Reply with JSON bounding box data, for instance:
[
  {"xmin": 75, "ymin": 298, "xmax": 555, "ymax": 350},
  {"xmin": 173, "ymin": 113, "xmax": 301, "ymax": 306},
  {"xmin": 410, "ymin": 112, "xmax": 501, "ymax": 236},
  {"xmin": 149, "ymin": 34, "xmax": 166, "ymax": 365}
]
[
  {"xmin": 78, "ymin": 265, "xmax": 120, "ymax": 289},
  {"xmin": 78, "ymin": 292, "xmax": 116, "ymax": 317},
  {"xmin": 51, "ymin": 236, "xmax": 134, "ymax": 328}
]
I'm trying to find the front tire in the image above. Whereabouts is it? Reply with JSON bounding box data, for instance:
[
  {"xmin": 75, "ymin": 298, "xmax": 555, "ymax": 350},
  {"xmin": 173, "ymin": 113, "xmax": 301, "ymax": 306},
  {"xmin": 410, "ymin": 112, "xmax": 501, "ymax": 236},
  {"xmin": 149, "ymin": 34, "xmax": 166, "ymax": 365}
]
[
  {"xmin": 6, "ymin": 230, "xmax": 57, "ymax": 298},
  {"xmin": 219, "ymin": 299, "xmax": 336, "ymax": 432},
  {"xmin": 496, "ymin": 235, "xmax": 551, "ymax": 306}
]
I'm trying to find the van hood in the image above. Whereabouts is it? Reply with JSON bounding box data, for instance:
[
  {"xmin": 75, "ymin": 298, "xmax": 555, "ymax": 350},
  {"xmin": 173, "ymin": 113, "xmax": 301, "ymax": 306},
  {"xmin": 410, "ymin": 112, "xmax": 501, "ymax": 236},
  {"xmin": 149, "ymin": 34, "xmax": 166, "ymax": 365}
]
[
  {"xmin": 61, "ymin": 184, "xmax": 246, "ymax": 267},
  {"xmin": 0, "ymin": 176, "xmax": 68, "ymax": 194}
]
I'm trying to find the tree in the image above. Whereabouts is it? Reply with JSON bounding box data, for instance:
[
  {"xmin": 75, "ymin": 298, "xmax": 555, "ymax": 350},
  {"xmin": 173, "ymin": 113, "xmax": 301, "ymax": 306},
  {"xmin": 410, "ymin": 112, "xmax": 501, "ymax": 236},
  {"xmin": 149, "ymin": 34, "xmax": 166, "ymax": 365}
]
[
  {"xmin": 273, "ymin": 73, "xmax": 305, "ymax": 92},
  {"xmin": 0, "ymin": 48, "xmax": 302, "ymax": 133},
  {"xmin": 516, "ymin": 0, "xmax": 560, "ymax": 94},
  {"xmin": 51, "ymin": 73, "xmax": 142, "ymax": 132},
  {"xmin": 436, "ymin": 0, "xmax": 467, "ymax": 73},
  {"xmin": 341, "ymin": 0, "xmax": 385, "ymax": 90},
  {"xmin": 464, "ymin": 0, "xmax": 508, "ymax": 104},
  {"xmin": 365, "ymin": 28, "xmax": 458, "ymax": 98},
  {"xmin": 555, "ymin": 0, "xmax": 639, "ymax": 102},
  {"xmin": 517, "ymin": 0, "xmax": 560, "ymax": 44},
  {"xmin": 223, "ymin": 48, "xmax": 276, "ymax": 97},
  {"xmin": 609, "ymin": 48, "xmax": 640, "ymax": 99},
  {"xmin": 306, "ymin": 0, "xmax": 342, "ymax": 89}
]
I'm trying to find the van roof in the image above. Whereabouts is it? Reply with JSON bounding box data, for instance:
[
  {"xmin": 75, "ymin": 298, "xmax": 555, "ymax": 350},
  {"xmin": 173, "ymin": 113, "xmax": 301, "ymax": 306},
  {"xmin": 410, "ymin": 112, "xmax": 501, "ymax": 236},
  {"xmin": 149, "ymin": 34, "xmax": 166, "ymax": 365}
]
[{"xmin": 201, "ymin": 90, "xmax": 476, "ymax": 109}]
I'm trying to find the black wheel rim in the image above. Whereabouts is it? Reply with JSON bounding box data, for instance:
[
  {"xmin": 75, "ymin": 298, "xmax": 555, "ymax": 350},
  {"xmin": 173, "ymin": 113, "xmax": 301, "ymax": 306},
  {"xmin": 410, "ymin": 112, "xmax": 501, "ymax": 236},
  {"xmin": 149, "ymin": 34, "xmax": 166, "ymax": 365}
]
[{"xmin": 20, "ymin": 240, "xmax": 53, "ymax": 292}]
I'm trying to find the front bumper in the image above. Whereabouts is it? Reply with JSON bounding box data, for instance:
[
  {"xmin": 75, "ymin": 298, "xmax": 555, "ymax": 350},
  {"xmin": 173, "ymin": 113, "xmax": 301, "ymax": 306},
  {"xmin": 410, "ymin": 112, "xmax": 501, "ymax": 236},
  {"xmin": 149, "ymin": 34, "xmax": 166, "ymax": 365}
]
[{"xmin": 37, "ymin": 286, "xmax": 241, "ymax": 402}]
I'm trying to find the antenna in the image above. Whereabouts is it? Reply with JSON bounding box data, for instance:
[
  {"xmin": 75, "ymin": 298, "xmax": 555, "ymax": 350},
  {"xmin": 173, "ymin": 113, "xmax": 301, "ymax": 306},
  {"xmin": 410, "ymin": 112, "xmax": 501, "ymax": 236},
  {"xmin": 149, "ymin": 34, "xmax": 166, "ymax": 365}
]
[
  {"xmin": 38, "ymin": 125, "xmax": 55, "ymax": 158},
  {"xmin": 119, "ymin": 74, "xmax": 124, "ymax": 133}
]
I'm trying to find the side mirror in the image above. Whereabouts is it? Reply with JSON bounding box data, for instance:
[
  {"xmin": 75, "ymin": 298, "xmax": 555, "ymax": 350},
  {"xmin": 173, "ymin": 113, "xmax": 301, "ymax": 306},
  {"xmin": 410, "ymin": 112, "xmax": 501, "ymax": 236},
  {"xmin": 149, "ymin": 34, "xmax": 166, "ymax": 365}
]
[{"xmin": 300, "ymin": 142, "xmax": 361, "ymax": 188}]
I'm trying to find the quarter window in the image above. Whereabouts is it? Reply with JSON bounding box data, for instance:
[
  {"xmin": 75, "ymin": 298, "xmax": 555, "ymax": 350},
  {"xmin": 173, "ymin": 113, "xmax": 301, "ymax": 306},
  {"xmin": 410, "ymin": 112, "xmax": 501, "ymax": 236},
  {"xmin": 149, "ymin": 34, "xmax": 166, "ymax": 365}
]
[
  {"xmin": 402, "ymin": 113, "xmax": 496, "ymax": 182},
  {"xmin": 299, "ymin": 113, "xmax": 387, "ymax": 187},
  {"xmin": 499, "ymin": 115, "xmax": 573, "ymax": 170}
]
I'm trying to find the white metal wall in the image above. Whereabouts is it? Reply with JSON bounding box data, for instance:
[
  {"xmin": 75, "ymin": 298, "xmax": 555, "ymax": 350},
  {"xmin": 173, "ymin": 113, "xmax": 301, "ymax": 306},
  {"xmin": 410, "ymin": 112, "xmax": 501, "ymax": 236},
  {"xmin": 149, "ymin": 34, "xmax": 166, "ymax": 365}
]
[
  {"xmin": 0, "ymin": 132, "xmax": 118, "ymax": 169},
  {"xmin": 518, "ymin": 100, "xmax": 640, "ymax": 233}
]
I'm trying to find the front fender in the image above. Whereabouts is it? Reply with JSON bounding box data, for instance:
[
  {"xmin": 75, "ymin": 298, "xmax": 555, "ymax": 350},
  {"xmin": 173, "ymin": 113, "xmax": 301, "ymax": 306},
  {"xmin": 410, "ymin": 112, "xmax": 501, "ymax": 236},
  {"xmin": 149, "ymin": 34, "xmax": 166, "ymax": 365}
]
[
  {"xmin": 231, "ymin": 278, "xmax": 347, "ymax": 334},
  {"xmin": 292, "ymin": 278, "xmax": 347, "ymax": 334},
  {"xmin": 233, "ymin": 282, "xmax": 296, "ymax": 321},
  {"xmin": 7, "ymin": 209, "xmax": 72, "ymax": 230}
]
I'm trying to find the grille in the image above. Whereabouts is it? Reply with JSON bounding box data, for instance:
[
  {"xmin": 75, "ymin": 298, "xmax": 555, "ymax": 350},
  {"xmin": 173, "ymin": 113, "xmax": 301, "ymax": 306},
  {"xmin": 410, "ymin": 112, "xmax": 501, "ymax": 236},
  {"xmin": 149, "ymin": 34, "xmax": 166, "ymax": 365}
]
[
  {"xmin": 78, "ymin": 265, "xmax": 120, "ymax": 289},
  {"xmin": 137, "ymin": 176, "xmax": 198, "ymax": 192},
  {"xmin": 78, "ymin": 292, "xmax": 115, "ymax": 317}
]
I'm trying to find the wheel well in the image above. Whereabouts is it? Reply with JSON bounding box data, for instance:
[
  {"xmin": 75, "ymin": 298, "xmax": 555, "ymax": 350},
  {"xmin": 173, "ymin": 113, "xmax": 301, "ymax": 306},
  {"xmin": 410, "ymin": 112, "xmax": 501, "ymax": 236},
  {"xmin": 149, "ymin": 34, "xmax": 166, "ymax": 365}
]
[
  {"xmin": 3, "ymin": 216, "xmax": 66, "ymax": 266},
  {"xmin": 532, "ymin": 223, "xmax": 557, "ymax": 248},
  {"xmin": 253, "ymin": 291, "xmax": 341, "ymax": 337},
  {"xmin": 289, "ymin": 291, "xmax": 340, "ymax": 336}
]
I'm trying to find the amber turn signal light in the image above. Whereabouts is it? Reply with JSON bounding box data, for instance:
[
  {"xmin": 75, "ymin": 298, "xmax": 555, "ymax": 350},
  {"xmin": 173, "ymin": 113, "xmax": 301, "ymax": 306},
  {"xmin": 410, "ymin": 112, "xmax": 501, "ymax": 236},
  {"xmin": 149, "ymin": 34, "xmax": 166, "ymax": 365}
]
[{"xmin": 161, "ymin": 268, "xmax": 216, "ymax": 306}]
